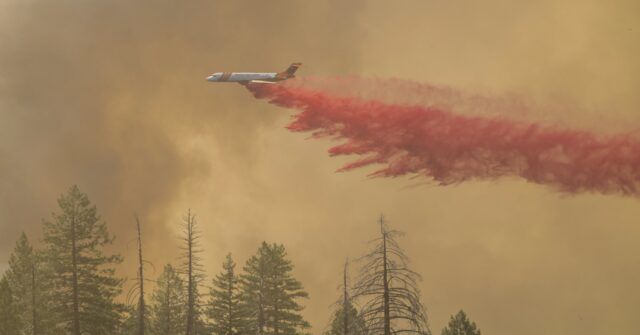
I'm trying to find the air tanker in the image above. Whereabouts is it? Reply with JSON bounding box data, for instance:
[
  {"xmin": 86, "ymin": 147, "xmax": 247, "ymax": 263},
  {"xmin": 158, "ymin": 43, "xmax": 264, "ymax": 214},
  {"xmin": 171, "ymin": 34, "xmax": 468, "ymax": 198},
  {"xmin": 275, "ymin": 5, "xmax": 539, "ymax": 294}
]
[{"xmin": 206, "ymin": 63, "xmax": 302, "ymax": 85}]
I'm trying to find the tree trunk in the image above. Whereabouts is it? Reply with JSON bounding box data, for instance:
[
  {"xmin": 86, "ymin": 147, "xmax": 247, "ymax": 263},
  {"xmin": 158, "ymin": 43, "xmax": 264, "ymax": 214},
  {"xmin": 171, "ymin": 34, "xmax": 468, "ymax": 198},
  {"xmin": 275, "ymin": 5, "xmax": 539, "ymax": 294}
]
[
  {"xmin": 258, "ymin": 257, "xmax": 265, "ymax": 335},
  {"xmin": 227, "ymin": 277, "xmax": 233, "ymax": 335},
  {"xmin": 258, "ymin": 289, "xmax": 264, "ymax": 335},
  {"xmin": 343, "ymin": 260, "xmax": 349, "ymax": 335},
  {"xmin": 381, "ymin": 216, "xmax": 391, "ymax": 335},
  {"xmin": 186, "ymin": 212, "xmax": 194, "ymax": 335},
  {"xmin": 136, "ymin": 217, "xmax": 145, "ymax": 335},
  {"xmin": 165, "ymin": 284, "xmax": 171, "ymax": 335},
  {"xmin": 274, "ymin": 302, "xmax": 280, "ymax": 335},
  {"xmin": 32, "ymin": 263, "xmax": 37, "ymax": 335},
  {"xmin": 71, "ymin": 207, "xmax": 81, "ymax": 335}
]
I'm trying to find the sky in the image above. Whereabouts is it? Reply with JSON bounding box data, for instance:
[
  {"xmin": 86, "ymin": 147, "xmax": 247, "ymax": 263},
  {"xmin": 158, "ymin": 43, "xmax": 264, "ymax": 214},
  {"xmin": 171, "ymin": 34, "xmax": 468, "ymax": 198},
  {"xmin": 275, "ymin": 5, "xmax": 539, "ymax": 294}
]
[{"xmin": 1, "ymin": 1, "xmax": 640, "ymax": 334}]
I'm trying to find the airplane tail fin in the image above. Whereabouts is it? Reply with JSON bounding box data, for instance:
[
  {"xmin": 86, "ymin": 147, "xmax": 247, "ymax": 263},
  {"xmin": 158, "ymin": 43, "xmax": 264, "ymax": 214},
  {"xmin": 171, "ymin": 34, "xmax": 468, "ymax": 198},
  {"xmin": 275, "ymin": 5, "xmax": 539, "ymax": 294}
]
[
  {"xmin": 275, "ymin": 62, "xmax": 302, "ymax": 80},
  {"xmin": 285, "ymin": 62, "xmax": 302, "ymax": 76}
]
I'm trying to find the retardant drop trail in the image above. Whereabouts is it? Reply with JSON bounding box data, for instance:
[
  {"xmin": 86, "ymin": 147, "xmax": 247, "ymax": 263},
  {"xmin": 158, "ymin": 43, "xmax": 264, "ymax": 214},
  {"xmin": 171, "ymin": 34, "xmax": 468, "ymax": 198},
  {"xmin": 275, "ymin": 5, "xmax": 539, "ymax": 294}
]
[{"xmin": 247, "ymin": 79, "xmax": 640, "ymax": 197}]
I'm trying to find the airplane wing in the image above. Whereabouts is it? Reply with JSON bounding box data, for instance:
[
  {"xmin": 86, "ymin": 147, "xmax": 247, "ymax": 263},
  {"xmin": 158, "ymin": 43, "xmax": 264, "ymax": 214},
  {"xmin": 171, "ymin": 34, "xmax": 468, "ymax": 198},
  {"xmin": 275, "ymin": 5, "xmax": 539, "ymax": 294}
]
[{"xmin": 249, "ymin": 80, "xmax": 276, "ymax": 84}]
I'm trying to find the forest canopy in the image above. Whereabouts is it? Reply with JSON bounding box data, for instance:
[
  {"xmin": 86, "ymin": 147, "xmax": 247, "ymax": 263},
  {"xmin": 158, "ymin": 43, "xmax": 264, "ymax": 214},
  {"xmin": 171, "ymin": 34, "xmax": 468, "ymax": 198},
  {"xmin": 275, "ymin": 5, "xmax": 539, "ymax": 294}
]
[{"xmin": 0, "ymin": 186, "xmax": 479, "ymax": 335}]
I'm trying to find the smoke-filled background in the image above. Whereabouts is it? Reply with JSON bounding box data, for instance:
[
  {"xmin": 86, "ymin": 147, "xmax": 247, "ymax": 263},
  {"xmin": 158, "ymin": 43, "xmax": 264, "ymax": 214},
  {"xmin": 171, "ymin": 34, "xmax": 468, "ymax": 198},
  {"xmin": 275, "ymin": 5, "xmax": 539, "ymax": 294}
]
[{"xmin": 1, "ymin": 0, "xmax": 640, "ymax": 334}]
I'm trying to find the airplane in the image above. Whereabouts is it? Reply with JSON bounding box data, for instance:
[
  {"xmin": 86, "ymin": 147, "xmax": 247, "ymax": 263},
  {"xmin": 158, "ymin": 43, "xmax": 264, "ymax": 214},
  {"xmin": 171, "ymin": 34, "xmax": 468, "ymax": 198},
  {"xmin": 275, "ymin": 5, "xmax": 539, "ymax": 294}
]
[{"xmin": 206, "ymin": 63, "xmax": 302, "ymax": 85}]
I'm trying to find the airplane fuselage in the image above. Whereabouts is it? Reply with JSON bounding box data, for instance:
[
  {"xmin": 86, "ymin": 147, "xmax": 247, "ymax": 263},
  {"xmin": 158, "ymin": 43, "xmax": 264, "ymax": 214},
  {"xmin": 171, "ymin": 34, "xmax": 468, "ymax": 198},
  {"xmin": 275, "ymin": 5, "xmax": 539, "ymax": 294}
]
[
  {"xmin": 207, "ymin": 72, "xmax": 280, "ymax": 83},
  {"xmin": 206, "ymin": 63, "xmax": 301, "ymax": 85}
]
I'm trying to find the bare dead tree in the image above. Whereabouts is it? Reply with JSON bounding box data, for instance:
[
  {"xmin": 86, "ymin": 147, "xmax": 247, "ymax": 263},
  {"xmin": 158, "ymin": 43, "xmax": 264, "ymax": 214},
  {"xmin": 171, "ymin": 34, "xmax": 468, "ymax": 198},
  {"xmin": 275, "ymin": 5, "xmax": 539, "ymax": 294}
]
[
  {"xmin": 136, "ymin": 215, "xmax": 146, "ymax": 335},
  {"xmin": 180, "ymin": 209, "xmax": 205, "ymax": 335},
  {"xmin": 124, "ymin": 215, "xmax": 152, "ymax": 334},
  {"xmin": 343, "ymin": 259, "xmax": 350, "ymax": 335},
  {"xmin": 352, "ymin": 215, "xmax": 430, "ymax": 335}
]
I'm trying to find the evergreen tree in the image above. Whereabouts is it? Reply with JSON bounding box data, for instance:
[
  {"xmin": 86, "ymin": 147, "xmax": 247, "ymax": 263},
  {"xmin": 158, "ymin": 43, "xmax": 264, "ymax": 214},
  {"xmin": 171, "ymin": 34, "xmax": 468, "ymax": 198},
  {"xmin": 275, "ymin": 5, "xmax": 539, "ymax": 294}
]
[
  {"xmin": 324, "ymin": 260, "xmax": 365, "ymax": 335},
  {"xmin": 241, "ymin": 242, "xmax": 310, "ymax": 335},
  {"xmin": 265, "ymin": 243, "xmax": 310, "ymax": 335},
  {"xmin": 241, "ymin": 242, "xmax": 269, "ymax": 335},
  {"xmin": 353, "ymin": 215, "xmax": 430, "ymax": 335},
  {"xmin": 42, "ymin": 185, "xmax": 124, "ymax": 335},
  {"xmin": 118, "ymin": 305, "xmax": 139, "ymax": 335},
  {"xmin": 0, "ymin": 275, "xmax": 20, "ymax": 335},
  {"xmin": 5, "ymin": 232, "xmax": 39, "ymax": 335},
  {"xmin": 180, "ymin": 209, "xmax": 206, "ymax": 335},
  {"xmin": 441, "ymin": 310, "xmax": 480, "ymax": 335},
  {"xmin": 325, "ymin": 304, "xmax": 365, "ymax": 335},
  {"xmin": 208, "ymin": 254, "xmax": 244, "ymax": 335},
  {"xmin": 149, "ymin": 264, "xmax": 187, "ymax": 335}
]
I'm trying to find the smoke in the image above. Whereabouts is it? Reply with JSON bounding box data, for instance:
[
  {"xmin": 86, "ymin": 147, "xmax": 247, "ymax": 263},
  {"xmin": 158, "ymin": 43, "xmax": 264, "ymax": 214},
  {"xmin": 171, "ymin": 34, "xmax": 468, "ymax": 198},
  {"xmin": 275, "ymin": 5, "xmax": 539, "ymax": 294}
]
[
  {"xmin": 248, "ymin": 78, "xmax": 640, "ymax": 197},
  {"xmin": 2, "ymin": 1, "xmax": 640, "ymax": 334},
  {"xmin": 0, "ymin": 0, "xmax": 365, "ymax": 275}
]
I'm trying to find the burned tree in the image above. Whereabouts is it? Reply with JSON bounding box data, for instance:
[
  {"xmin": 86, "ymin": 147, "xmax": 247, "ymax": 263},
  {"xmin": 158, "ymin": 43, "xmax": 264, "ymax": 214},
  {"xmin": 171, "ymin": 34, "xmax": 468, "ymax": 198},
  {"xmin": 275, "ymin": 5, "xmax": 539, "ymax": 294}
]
[
  {"xmin": 122, "ymin": 216, "xmax": 150, "ymax": 335},
  {"xmin": 136, "ymin": 216, "xmax": 146, "ymax": 335},
  {"xmin": 353, "ymin": 215, "xmax": 430, "ymax": 335},
  {"xmin": 180, "ymin": 210, "xmax": 206, "ymax": 335}
]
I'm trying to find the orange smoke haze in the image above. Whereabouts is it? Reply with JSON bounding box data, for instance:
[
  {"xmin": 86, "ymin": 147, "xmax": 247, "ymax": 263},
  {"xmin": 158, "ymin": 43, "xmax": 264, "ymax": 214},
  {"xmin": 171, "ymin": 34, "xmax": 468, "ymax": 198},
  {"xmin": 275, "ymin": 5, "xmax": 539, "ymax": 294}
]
[{"xmin": 1, "ymin": 1, "xmax": 640, "ymax": 334}]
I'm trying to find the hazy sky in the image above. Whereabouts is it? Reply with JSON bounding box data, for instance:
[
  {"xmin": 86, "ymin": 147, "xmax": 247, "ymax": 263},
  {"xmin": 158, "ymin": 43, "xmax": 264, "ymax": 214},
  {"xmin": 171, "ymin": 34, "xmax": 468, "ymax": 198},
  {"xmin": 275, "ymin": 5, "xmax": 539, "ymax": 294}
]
[{"xmin": 1, "ymin": 1, "xmax": 639, "ymax": 334}]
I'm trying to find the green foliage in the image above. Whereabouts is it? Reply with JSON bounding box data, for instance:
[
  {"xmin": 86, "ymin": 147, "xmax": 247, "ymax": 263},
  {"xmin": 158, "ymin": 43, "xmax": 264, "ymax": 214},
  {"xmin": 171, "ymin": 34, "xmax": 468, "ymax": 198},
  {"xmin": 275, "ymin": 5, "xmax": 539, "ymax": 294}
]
[
  {"xmin": 149, "ymin": 264, "xmax": 187, "ymax": 335},
  {"xmin": 208, "ymin": 254, "xmax": 245, "ymax": 335},
  {"xmin": 241, "ymin": 242, "xmax": 310, "ymax": 335},
  {"xmin": 5, "ymin": 232, "xmax": 34, "ymax": 334},
  {"xmin": 441, "ymin": 310, "xmax": 481, "ymax": 335},
  {"xmin": 324, "ymin": 301, "xmax": 366, "ymax": 335},
  {"xmin": 117, "ymin": 304, "xmax": 139, "ymax": 335},
  {"xmin": 0, "ymin": 275, "xmax": 20, "ymax": 335},
  {"xmin": 42, "ymin": 185, "xmax": 124, "ymax": 335},
  {"xmin": 4, "ymin": 232, "xmax": 61, "ymax": 335},
  {"xmin": 325, "ymin": 260, "xmax": 365, "ymax": 335},
  {"xmin": 2, "ymin": 187, "xmax": 444, "ymax": 335}
]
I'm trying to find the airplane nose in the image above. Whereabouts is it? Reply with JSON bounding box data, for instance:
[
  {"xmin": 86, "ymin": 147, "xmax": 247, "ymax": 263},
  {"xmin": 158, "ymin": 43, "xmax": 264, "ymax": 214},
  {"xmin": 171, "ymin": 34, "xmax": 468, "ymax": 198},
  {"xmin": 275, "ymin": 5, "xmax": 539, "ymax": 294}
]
[{"xmin": 206, "ymin": 75, "xmax": 214, "ymax": 81}]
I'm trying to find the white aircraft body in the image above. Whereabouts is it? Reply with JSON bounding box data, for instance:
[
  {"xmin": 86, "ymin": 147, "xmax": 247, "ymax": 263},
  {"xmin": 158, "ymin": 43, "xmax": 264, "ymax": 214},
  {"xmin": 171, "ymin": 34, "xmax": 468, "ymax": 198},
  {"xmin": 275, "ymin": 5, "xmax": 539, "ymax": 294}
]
[{"xmin": 207, "ymin": 63, "xmax": 301, "ymax": 85}]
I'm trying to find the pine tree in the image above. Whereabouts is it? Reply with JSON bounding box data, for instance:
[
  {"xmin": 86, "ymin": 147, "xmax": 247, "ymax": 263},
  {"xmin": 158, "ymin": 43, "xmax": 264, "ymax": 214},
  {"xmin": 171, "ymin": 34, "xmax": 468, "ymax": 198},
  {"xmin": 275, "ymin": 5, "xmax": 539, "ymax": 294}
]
[
  {"xmin": 241, "ymin": 242, "xmax": 310, "ymax": 335},
  {"xmin": 42, "ymin": 185, "xmax": 124, "ymax": 335},
  {"xmin": 266, "ymin": 243, "xmax": 310, "ymax": 335},
  {"xmin": 149, "ymin": 264, "xmax": 187, "ymax": 335},
  {"xmin": 324, "ymin": 260, "xmax": 365, "ymax": 335},
  {"xmin": 180, "ymin": 210, "xmax": 206, "ymax": 335},
  {"xmin": 0, "ymin": 275, "xmax": 20, "ymax": 335},
  {"xmin": 118, "ymin": 305, "xmax": 139, "ymax": 335},
  {"xmin": 353, "ymin": 215, "xmax": 430, "ymax": 335},
  {"xmin": 241, "ymin": 242, "xmax": 269, "ymax": 335},
  {"xmin": 325, "ymin": 304, "xmax": 365, "ymax": 335},
  {"xmin": 207, "ymin": 254, "xmax": 244, "ymax": 335},
  {"xmin": 441, "ymin": 310, "xmax": 480, "ymax": 335},
  {"xmin": 5, "ymin": 232, "xmax": 39, "ymax": 335}
]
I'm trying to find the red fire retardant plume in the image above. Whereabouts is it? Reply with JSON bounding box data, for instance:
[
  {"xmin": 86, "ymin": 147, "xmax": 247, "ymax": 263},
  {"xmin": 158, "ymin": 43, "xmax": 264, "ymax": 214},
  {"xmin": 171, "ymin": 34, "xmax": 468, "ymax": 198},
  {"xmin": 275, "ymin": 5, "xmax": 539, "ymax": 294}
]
[{"xmin": 247, "ymin": 81, "xmax": 640, "ymax": 197}]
